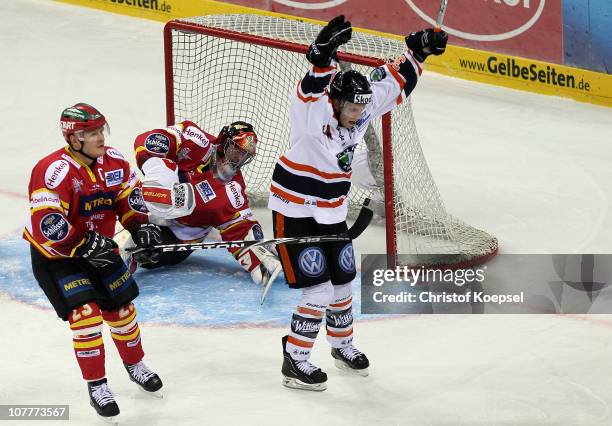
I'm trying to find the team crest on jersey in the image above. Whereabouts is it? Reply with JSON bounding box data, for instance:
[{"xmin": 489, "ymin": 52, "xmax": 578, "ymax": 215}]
[
  {"xmin": 44, "ymin": 160, "xmax": 69, "ymax": 189},
  {"xmin": 195, "ymin": 180, "xmax": 216, "ymax": 203},
  {"xmin": 370, "ymin": 67, "xmax": 387, "ymax": 82},
  {"xmin": 128, "ymin": 187, "xmax": 148, "ymax": 213},
  {"xmin": 40, "ymin": 212, "xmax": 70, "ymax": 242},
  {"xmin": 298, "ymin": 247, "xmax": 326, "ymax": 277},
  {"xmin": 225, "ymin": 181, "xmax": 245, "ymax": 209},
  {"xmin": 338, "ymin": 243, "xmax": 356, "ymax": 273},
  {"xmin": 104, "ymin": 169, "xmax": 124, "ymax": 187},
  {"xmin": 336, "ymin": 145, "xmax": 356, "ymax": 172},
  {"xmin": 144, "ymin": 133, "xmax": 170, "ymax": 154}
]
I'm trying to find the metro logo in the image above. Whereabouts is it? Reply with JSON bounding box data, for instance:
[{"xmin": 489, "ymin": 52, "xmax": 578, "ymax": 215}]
[{"xmin": 64, "ymin": 278, "xmax": 90, "ymax": 292}]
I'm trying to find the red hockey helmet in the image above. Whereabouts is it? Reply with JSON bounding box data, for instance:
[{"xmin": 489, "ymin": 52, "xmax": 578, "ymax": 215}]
[
  {"xmin": 60, "ymin": 103, "xmax": 108, "ymax": 142},
  {"xmin": 212, "ymin": 121, "xmax": 258, "ymax": 183},
  {"xmin": 217, "ymin": 121, "xmax": 258, "ymax": 168}
]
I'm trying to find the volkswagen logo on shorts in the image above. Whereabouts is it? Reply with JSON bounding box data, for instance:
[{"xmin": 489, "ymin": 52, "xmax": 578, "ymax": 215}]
[
  {"xmin": 339, "ymin": 243, "xmax": 355, "ymax": 273},
  {"xmin": 298, "ymin": 247, "xmax": 326, "ymax": 277}
]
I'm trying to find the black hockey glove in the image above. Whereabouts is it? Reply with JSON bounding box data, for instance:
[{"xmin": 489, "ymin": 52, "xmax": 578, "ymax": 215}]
[
  {"xmin": 75, "ymin": 231, "xmax": 120, "ymax": 268},
  {"xmin": 132, "ymin": 223, "xmax": 163, "ymax": 265},
  {"xmin": 306, "ymin": 15, "xmax": 352, "ymax": 68},
  {"xmin": 405, "ymin": 28, "xmax": 448, "ymax": 62}
]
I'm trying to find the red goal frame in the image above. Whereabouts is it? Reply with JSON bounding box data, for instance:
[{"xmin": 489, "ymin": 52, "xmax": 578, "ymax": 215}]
[{"xmin": 163, "ymin": 19, "xmax": 399, "ymax": 265}]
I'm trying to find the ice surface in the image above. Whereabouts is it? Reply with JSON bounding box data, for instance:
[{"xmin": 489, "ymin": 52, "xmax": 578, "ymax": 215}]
[{"xmin": 1, "ymin": 0, "xmax": 612, "ymax": 424}]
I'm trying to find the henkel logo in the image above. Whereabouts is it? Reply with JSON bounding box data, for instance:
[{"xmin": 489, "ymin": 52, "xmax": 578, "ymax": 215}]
[
  {"xmin": 225, "ymin": 181, "xmax": 245, "ymax": 209},
  {"xmin": 183, "ymin": 126, "xmax": 209, "ymax": 148},
  {"xmin": 44, "ymin": 160, "xmax": 69, "ymax": 189},
  {"xmin": 405, "ymin": 0, "xmax": 546, "ymax": 41}
]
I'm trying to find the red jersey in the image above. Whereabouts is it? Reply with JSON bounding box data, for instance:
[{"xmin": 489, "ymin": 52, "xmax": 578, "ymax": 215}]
[
  {"xmin": 133, "ymin": 121, "xmax": 258, "ymax": 243},
  {"xmin": 24, "ymin": 146, "xmax": 148, "ymax": 259}
]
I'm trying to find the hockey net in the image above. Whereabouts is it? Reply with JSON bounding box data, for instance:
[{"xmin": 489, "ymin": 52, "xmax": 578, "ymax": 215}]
[{"xmin": 164, "ymin": 14, "xmax": 498, "ymax": 267}]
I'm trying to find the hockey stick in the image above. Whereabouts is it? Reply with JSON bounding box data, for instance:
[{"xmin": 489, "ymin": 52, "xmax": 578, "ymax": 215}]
[
  {"xmin": 259, "ymin": 198, "xmax": 372, "ymax": 304},
  {"xmin": 127, "ymin": 234, "xmax": 351, "ymax": 255},
  {"xmin": 127, "ymin": 198, "xmax": 374, "ymax": 256},
  {"xmin": 434, "ymin": 0, "xmax": 449, "ymax": 32},
  {"xmin": 128, "ymin": 199, "xmax": 373, "ymax": 304}
]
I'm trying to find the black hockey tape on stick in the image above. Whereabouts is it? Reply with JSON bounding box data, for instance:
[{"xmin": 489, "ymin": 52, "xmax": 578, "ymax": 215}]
[
  {"xmin": 127, "ymin": 200, "xmax": 373, "ymax": 255},
  {"xmin": 347, "ymin": 198, "xmax": 373, "ymax": 239}
]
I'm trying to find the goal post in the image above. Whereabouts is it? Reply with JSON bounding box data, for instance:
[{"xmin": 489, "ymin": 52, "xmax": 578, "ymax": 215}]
[{"xmin": 163, "ymin": 14, "xmax": 498, "ymax": 267}]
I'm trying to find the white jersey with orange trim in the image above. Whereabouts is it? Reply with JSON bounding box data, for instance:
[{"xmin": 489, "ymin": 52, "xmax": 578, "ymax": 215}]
[{"xmin": 268, "ymin": 50, "xmax": 423, "ymax": 224}]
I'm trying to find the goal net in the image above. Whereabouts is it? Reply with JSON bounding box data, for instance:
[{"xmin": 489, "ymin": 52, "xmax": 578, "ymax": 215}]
[{"xmin": 164, "ymin": 14, "xmax": 498, "ymax": 267}]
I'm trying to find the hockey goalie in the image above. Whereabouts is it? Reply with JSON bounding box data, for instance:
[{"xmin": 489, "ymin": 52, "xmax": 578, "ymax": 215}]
[{"xmin": 129, "ymin": 120, "xmax": 281, "ymax": 290}]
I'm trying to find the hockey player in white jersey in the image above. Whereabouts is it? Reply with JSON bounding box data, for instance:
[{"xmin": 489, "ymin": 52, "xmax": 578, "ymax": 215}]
[{"xmin": 269, "ymin": 15, "xmax": 447, "ymax": 390}]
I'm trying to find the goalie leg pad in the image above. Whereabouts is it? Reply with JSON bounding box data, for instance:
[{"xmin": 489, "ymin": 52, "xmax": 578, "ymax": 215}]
[{"xmin": 235, "ymin": 224, "xmax": 283, "ymax": 292}]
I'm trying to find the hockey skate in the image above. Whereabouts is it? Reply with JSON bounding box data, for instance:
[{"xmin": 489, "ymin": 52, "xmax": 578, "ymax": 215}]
[
  {"xmin": 281, "ymin": 335, "xmax": 327, "ymax": 391},
  {"xmin": 124, "ymin": 361, "xmax": 163, "ymax": 398},
  {"xmin": 88, "ymin": 378, "xmax": 120, "ymax": 424},
  {"xmin": 331, "ymin": 346, "xmax": 370, "ymax": 377}
]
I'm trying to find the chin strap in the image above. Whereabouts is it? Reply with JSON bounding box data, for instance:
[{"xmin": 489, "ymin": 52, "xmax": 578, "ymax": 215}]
[
  {"xmin": 68, "ymin": 142, "xmax": 98, "ymax": 163},
  {"xmin": 77, "ymin": 146, "xmax": 99, "ymax": 163}
]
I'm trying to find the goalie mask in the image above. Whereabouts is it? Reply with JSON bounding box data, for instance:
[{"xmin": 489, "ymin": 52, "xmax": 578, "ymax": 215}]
[
  {"xmin": 212, "ymin": 121, "xmax": 258, "ymax": 183},
  {"xmin": 60, "ymin": 103, "xmax": 110, "ymax": 142}
]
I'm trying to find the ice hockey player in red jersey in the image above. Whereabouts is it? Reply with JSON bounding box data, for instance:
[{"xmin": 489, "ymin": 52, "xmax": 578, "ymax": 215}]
[
  {"xmin": 269, "ymin": 16, "xmax": 448, "ymax": 390},
  {"xmin": 131, "ymin": 120, "xmax": 281, "ymax": 295},
  {"xmin": 23, "ymin": 103, "xmax": 164, "ymax": 421}
]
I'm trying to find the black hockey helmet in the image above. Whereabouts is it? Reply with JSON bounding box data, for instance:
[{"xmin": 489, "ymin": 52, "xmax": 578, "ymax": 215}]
[{"xmin": 328, "ymin": 70, "xmax": 372, "ymax": 105}]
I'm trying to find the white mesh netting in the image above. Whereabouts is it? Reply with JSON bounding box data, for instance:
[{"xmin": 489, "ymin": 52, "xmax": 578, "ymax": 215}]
[{"xmin": 167, "ymin": 14, "xmax": 497, "ymax": 265}]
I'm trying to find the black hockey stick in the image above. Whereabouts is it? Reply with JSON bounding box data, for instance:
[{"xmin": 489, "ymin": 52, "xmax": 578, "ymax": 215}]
[
  {"xmin": 127, "ymin": 234, "xmax": 351, "ymax": 255},
  {"xmin": 127, "ymin": 198, "xmax": 373, "ymax": 305},
  {"xmin": 263, "ymin": 199, "xmax": 372, "ymax": 305},
  {"xmin": 126, "ymin": 198, "xmax": 374, "ymax": 256}
]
